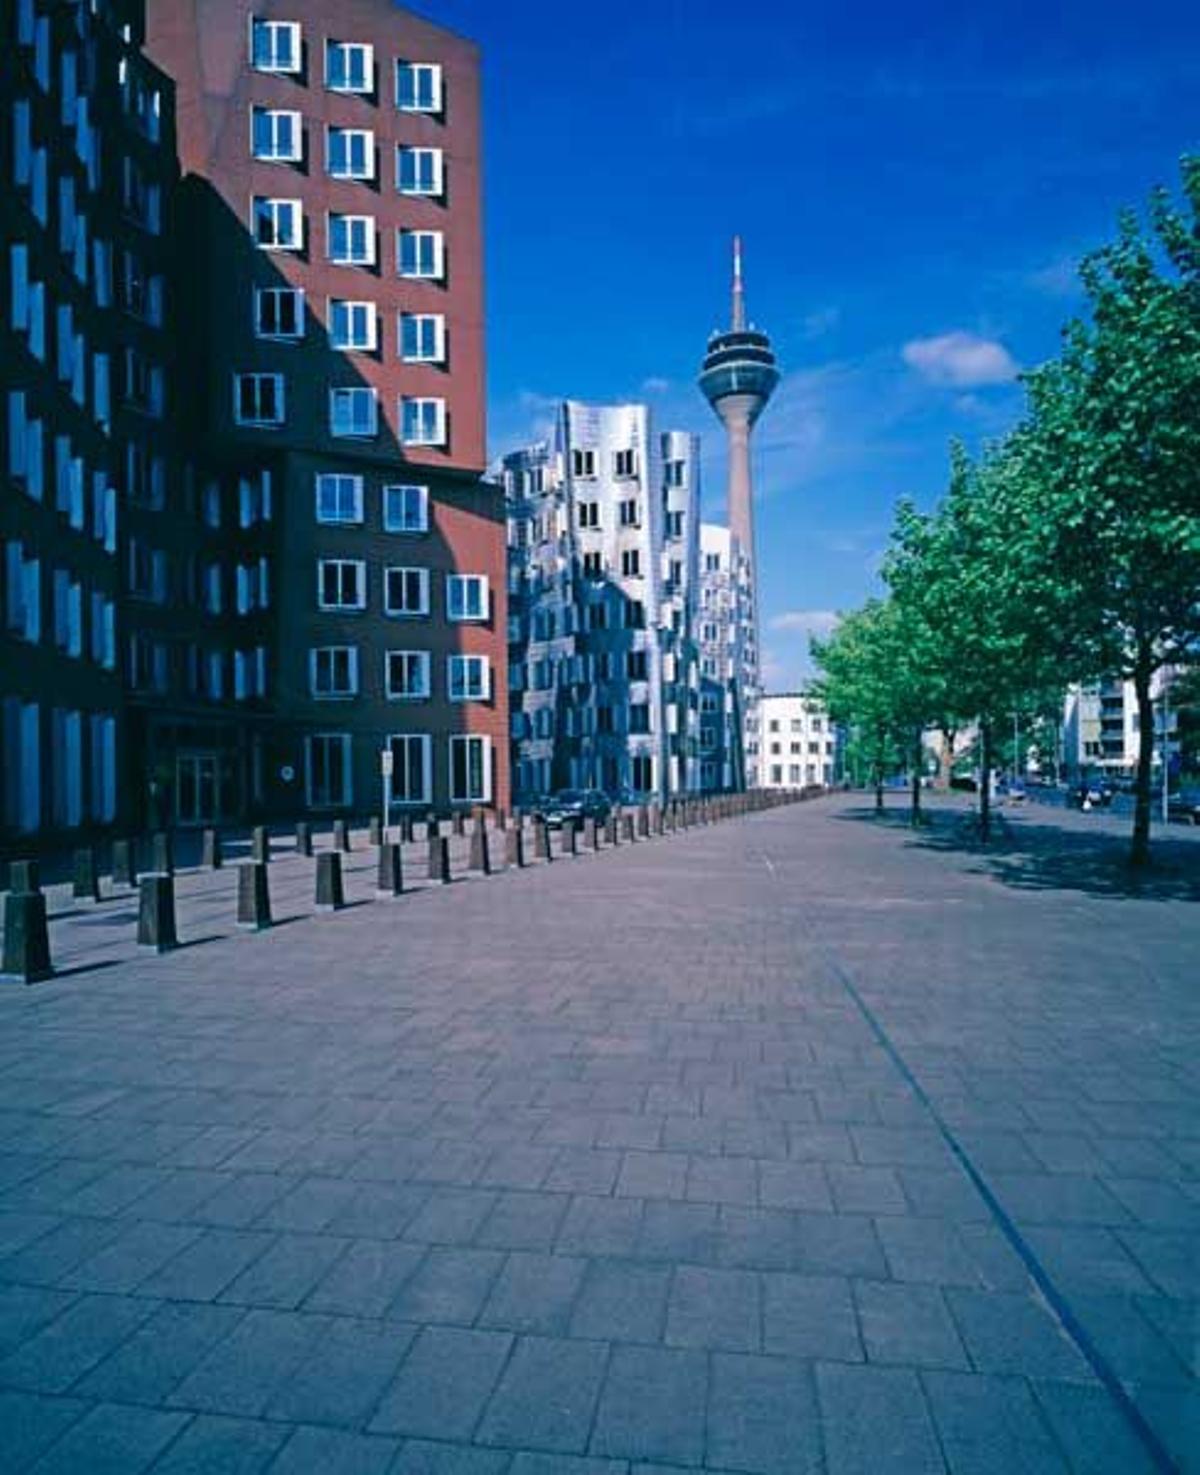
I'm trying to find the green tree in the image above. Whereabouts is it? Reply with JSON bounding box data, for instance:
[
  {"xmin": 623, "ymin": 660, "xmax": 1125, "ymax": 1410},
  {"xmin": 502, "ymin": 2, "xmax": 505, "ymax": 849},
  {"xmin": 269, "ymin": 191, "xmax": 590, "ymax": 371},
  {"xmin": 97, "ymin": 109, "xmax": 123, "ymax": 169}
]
[{"xmin": 1022, "ymin": 157, "xmax": 1200, "ymax": 865}]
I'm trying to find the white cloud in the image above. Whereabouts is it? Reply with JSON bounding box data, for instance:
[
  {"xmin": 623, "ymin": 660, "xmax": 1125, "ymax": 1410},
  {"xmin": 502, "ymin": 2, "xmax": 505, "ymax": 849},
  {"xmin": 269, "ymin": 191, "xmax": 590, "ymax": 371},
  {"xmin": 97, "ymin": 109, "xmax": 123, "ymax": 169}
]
[
  {"xmin": 800, "ymin": 306, "xmax": 841, "ymax": 340},
  {"xmin": 901, "ymin": 331, "xmax": 1019, "ymax": 388},
  {"xmin": 640, "ymin": 376, "xmax": 671, "ymax": 395},
  {"xmin": 1026, "ymin": 256, "xmax": 1080, "ymax": 298},
  {"xmin": 768, "ymin": 609, "xmax": 840, "ymax": 639}
]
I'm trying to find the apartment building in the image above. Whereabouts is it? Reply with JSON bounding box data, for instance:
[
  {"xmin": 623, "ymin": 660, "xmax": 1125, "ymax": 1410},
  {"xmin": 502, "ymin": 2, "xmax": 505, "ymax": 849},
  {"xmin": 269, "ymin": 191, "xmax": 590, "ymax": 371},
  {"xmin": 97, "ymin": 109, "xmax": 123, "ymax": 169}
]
[
  {"xmin": 758, "ymin": 692, "xmax": 838, "ymax": 790},
  {"xmin": 1062, "ymin": 676, "xmax": 1179, "ymax": 780},
  {"xmin": 2, "ymin": 0, "xmax": 186, "ymax": 847},
  {"xmin": 505, "ymin": 403, "xmax": 700, "ymax": 802},
  {"xmin": 697, "ymin": 522, "xmax": 752, "ymax": 792},
  {"xmin": 146, "ymin": 0, "xmax": 508, "ymax": 821}
]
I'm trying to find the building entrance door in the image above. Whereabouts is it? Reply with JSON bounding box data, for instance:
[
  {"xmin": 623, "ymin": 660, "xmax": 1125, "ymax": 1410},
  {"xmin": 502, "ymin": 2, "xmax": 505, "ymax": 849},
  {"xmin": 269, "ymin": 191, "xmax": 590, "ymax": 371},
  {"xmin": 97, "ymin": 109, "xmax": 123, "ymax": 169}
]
[{"xmin": 176, "ymin": 753, "xmax": 219, "ymax": 826}]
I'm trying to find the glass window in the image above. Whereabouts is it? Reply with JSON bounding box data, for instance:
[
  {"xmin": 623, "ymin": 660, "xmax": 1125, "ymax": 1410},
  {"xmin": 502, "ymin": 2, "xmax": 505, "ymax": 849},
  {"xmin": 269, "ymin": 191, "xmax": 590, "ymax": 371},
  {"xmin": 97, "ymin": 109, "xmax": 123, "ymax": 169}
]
[
  {"xmin": 310, "ymin": 646, "xmax": 358, "ymax": 697},
  {"xmin": 250, "ymin": 18, "xmax": 301, "ymax": 73},
  {"xmin": 329, "ymin": 386, "xmax": 377, "ymax": 437},
  {"xmin": 449, "ymin": 735, "xmax": 490, "ymax": 803},
  {"xmin": 396, "ymin": 229, "xmax": 443, "ymax": 279},
  {"xmin": 233, "ymin": 373, "xmax": 284, "ymax": 426},
  {"xmin": 306, "ymin": 733, "xmax": 352, "ymax": 808},
  {"xmin": 329, "ymin": 299, "xmax": 376, "ymax": 351},
  {"xmin": 316, "ymin": 559, "xmax": 365, "ymax": 610},
  {"xmin": 251, "ymin": 197, "xmax": 302, "ymax": 250},
  {"xmin": 400, "ymin": 397, "xmax": 445, "ymax": 447},
  {"xmin": 326, "ymin": 40, "xmax": 372, "ymax": 92},
  {"xmin": 396, "ymin": 146, "xmax": 443, "ymax": 195},
  {"xmin": 399, "ymin": 312, "xmax": 445, "ymax": 363},
  {"xmin": 251, "ymin": 108, "xmax": 301, "ymax": 162},
  {"xmin": 387, "ymin": 733, "xmax": 430, "ymax": 804},
  {"xmin": 314, "ymin": 473, "xmax": 363, "ymax": 524},
  {"xmin": 327, "ymin": 127, "xmax": 374, "ymax": 180},
  {"xmin": 446, "ymin": 574, "xmax": 487, "ymax": 622},
  {"xmin": 383, "ymin": 483, "xmax": 428, "ymax": 533},
  {"xmin": 386, "ymin": 650, "xmax": 431, "ymax": 699},
  {"xmin": 448, "ymin": 655, "xmax": 489, "ymax": 702},
  {"xmin": 255, "ymin": 286, "xmax": 303, "ymax": 339},
  {"xmin": 328, "ymin": 214, "xmax": 375, "ymax": 266},
  {"xmin": 396, "ymin": 61, "xmax": 442, "ymax": 112},
  {"xmin": 384, "ymin": 566, "xmax": 429, "ymax": 617}
]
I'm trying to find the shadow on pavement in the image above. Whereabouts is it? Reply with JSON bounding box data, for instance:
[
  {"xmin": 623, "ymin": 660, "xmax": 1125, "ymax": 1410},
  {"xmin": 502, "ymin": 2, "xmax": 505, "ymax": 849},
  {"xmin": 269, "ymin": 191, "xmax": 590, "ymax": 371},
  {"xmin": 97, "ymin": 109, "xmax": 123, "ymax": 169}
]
[{"xmin": 835, "ymin": 806, "xmax": 1200, "ymax": 903}]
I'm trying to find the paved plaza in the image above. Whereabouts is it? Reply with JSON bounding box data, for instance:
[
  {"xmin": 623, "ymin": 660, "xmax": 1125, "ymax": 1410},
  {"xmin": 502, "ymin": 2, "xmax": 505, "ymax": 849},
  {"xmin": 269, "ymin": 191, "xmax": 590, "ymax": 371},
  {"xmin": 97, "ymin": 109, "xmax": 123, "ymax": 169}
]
[{"xmin": 0, "ymin": 798, "xmax": 1197, "ymax": 1473}]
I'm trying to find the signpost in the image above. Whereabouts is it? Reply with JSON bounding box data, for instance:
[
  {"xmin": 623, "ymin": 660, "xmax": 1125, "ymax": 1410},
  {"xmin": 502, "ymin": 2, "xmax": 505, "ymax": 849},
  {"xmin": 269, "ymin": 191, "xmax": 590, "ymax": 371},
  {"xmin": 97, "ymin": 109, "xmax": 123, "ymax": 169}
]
[{"xmin": 380, "ymin": 747, "xmax": 393, "ymax": 842}]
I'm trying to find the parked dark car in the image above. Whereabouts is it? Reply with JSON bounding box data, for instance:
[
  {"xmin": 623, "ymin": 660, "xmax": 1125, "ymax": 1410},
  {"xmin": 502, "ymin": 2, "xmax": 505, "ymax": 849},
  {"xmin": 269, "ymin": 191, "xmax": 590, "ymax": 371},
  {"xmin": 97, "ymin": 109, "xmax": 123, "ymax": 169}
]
[
  {"xmin": 534, "ymin": 788, "xmax": 611, "ymax": 829},
  {"xmin": 1074, "ymin": 779, "xmax": 1115, "ymax": 810},
  {"xmin": 949, "ymin": 774, "xmax": 978, "ymax": 793},
  {"xmin": 1167, "ymin": 790, "xmax": 1200, "ymax": 825}
]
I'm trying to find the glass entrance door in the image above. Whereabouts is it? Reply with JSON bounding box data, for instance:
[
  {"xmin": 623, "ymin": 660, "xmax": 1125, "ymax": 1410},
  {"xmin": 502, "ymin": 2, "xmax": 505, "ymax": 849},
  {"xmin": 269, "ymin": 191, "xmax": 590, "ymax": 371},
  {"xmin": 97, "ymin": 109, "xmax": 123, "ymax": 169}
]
[{"xmin": 176, "ymin": 753, "xmax": 219, "ymax": 826}]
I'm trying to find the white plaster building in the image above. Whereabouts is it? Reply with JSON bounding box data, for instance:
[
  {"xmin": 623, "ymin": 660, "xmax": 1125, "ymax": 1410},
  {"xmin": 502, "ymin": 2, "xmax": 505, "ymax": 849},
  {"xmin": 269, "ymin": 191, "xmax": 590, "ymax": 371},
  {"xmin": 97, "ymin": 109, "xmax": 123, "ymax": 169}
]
[
  {"xmin": 698, "ymin": 523, "xmax": 752, "ymax": 791},
  {"xmin": 758, "ymin": 692, "xmax": 839, "ymax": 790}
]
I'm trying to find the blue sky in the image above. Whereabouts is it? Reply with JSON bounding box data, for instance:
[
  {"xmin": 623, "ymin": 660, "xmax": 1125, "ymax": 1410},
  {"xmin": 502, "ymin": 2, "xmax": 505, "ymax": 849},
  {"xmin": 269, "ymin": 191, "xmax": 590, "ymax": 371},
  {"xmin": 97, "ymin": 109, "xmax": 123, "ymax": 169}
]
[{"xmin": 416, "ymin": 0, "xmax": 1199, "ymax": 684}]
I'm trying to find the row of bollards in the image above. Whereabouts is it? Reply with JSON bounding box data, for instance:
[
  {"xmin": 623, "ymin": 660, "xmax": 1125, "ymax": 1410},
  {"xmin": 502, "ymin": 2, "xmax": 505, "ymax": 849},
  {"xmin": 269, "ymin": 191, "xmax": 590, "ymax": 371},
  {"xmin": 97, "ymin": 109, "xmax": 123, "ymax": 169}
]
[{"xmin": 2, "ymin": 790, "xmax": 814, "ymax": 983}]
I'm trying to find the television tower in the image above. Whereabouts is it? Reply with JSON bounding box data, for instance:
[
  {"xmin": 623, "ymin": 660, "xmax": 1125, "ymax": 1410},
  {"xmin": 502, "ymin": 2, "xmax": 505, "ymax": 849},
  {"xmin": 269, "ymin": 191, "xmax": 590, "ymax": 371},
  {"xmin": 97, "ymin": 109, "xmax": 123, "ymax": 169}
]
[{"xmin": 698, "ymin": 238, "xmax": 780, "ymax": 787}]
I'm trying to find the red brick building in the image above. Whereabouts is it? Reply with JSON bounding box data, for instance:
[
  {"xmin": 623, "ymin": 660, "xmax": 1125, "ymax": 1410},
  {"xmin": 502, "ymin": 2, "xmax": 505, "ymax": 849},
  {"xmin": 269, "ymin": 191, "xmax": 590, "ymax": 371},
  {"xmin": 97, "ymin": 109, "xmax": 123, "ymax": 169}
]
[{"xmin": 145, "ymin": 0, "xmax": 508, "ymax": 821}]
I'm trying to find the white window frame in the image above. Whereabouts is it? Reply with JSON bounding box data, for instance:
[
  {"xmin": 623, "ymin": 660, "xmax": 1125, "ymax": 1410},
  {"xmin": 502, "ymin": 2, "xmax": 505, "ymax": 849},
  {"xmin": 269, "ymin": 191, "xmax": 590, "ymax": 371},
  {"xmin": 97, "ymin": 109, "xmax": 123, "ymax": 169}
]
[
  {"xmin": 314, "ymin": 473, "xmax": 364, "ymax": 525},
  {"xmin": 448, "ymin": 654, "xmax": 490, "ymax": 702},
  {"xmin": 255, "ymin": 286, "xmax": 305, "ymax": 340},
  {"xmin": 309, "ymin": 645, "xmax": 359, "ymax": 699},
  {"xmin": 384, "ymin": 566, "xmax": 430, "ymax": 618},
  {"xmin": 396, "ymin": 60, "xmax": 443, "ymax": 113},
  {"xmin": 252, "ymin": 196, "xmax": 303, "ymax": 251},
  {"xmin": 305, "ymin": 732, "xmax": 353, "ymax": 809},
  {"xmin": 400, "ymin": 396, "xmax": 446, "ymax": 447},
  {"xmin": 329, "ymin": 386, "xmax": 378, "ymax": 438},
  {"xmin": 233, "ymin": 372, "xmax": 285, "ymax": 427},
  {"xmin": 325, "ymin": 39, "xmax": 373, "ymax": 93},
  {"xmin": 250, "ymin": 18, "xmax": 301, "ymax": 73},
  {"xmin": 316, "ymin": 558, "xmax": 366, "ymax": 611},
  {"xmin": 446, "ymin": 573, "xmax": 488, "ymax": 623},
  {"xmin": 449, "ymin": 735, "xmax": 492, "ymax": 804},
  {"xmin": 327, "ymin": 127, "xmax": 374, "ymax": 181},
  {"xmin": 385, "ymin": 649, "xmax": 431, "ymax": 701},
  {"xmin": 383, "ymin": 483, "xmax": 429, "ymax": 534},
  {"xmin": 396, "ymin": 229, "xmax": 444, "ymax": 280},
  {"xmin": 250, "ymin": 107, "xmax": 302, "ymax": 162},
  {"xmin": 327, "ymin": 214, "xmax": 376, "ymax": 266},
  {"xmin": 388, "ymin": 733, "xmax": 432, "ymax": 806},
  {"xmin": 328, "ymin": 299, "xmax": 377, "ymax": 352},
  {"xmin": 396, "ymin": 145, "xmax": 444, "ymax": 197},
  {"xmin": 399, "ymin": 312, "xmax": 445, "ymax": 363}
]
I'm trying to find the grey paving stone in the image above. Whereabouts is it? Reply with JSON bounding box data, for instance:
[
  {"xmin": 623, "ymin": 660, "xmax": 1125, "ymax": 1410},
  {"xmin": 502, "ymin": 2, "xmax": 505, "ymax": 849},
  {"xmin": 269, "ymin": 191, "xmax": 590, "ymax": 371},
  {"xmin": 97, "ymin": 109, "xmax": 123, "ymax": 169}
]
[
  {"xmin": 944, "ymin": 1289, "xmax": 1094, "ymax": 1381},
  {"xmin": 1033, "ymin": 1379, "xmax": 1158, "ymax": 1474},
  {"xmin": 190, "ymin": 1175, "xmax": 295, "ymax": 1230},
  {"xmin": 305, "ymin": 1240, "xmax": 426, "ymax": 1319},
  {"xmin": 615, "ymin": 1153, "xmax": 688, "ymax": 1201},
  {"xmin": 557, "ymin": 1198, "xmax": 644, "ymax": 1259},
  {"xmin": 478, "ymin": 1146, "xmax": 560, "ymax": 1191},
  {"xmin": 148, "ymin": 1412, "xmax": 287, "ymax": 1473},
  {"xmin": 0, "ymin": 1215, "xmax": 124, "ymax": 1286},
  {"xmin": 664, "ymin": 1265, "xmax": 760, "ymax": 1352},
  {"xmin": 569, "ymin": 1260, "xmax": 671, "ymax": 1344},
  {"xmin": 252, "ymin": 1176, "xmax": 360, "ymax": 1233},
  {"xmin": 386, "ymin": 1246, "xmax": 505, "ymax": 1326},
  {"xmin": 390, "ymin": 1442, "xmax": 511, "ymax": 1474},
  {"xmin": 854, "ymin": 1280, "xmax": 969, "ymax": 1369},
  {"xmin": 1115, "ymin": 1227, "xmax": 1200, "ymax": 1300},
  {"xmin": 989, "ymin": 1173, "xmax": 1133, "ymax": 1227},
  {"xmin": 544, "ymin": 1150, "xmax": 623, "ymax": 1196},
  {"xmin": 402, "ymin": 1188, "xmax": 498, "ymax": 1246},
  {"xmin": 59, "ymin": 1220, "xmax": 202, "ymax": 1295},
  {"xmin": 266, "ymin": 1316, "xmax": 417, "ymax": 1427},
  {"xmin": 589, "ymin": 1343, "xmax": 707, "ymax": 1466},
  {"xmin": 707, "ymin": 1351, "xmax": 823, "ymax": 1474},
  {"xmin": 684, "ymin": 1156, "xmax": 757, "ymax": 1206},
  {"xmin": 922, "ymin": 1370, "xmax": 1069, "ymax": 1475},
  {"xmin": 323, "ymin": 1182, "xmax": 432, "ymax": 1240},
  {"xmin": 1022, "ymin": 1224, "xmax": 1157, "ymax": 1296},
  {"xmin": 218, "ymin": 1233, "xmax": 349, "ymax": 1310},
  {"xmin": 788, "ymin": 1210, "xmax": 888, "ymax": 1278},
  {"xmin": 0, "ymin": 1389, "xmax": 89, "ymax": 1471},
  {"xmin": 0, "ymin": 1290, "xmax": 157, "ymax": 1393},
  {"xmin": 479, "ymin": 1252, "xmax": 587, "ymax": 1335},
  {"xmin": 477, "ymin": 1334, "xmax": 609, "ymax": 1453},
  {"xmin": 761, "ymin": 1272, "xmax": 862, "ymax": 1362},
  {"xmin": 827, "ymin": 1163, "xmax": 908, "ymax": 1216},
  {"xmin": 269, "ymin": 1426, "xmax": 400, "ymax": 1475},
  {"xmin": 475, "ymin": 1192, "xmax": 570, "ymax": 1252},
  {"xmin": 509, "ymin": 1455, "xmax": 627, "ymax": 1475},
  {"xmin": 0, "ymin": 1284, "xmax": 76, "ymax": 1359},
  {"xmin": 635, "ymin": 1202, "xmax": 717, "ymax": 1265},
  {"xmin": 368, "ymin": 1325, "xmax": 513, "ymax": 1439},
  {"xmin": 756, "ymin": 1161, "xmax": 832, "ymax": 1212},
  {"xmin": 816, "ymin": 1362, "xmax": 945, "ymax": 1475},
  {"xmin": 0, "ymin": 1211, "xmax": 60, "ymax": 1262},
  {"xmin": 74, "ymin": 1300, "xmax": 245, "ymax": 1404},
  {"xmin": 23, "ymin": 1399, "xmax": 188, "ymax": 1474},
  {"xmin": 137, "ymin": 1228, "xmax": 274, "ymax": 1303},
  {"xmin": 168, "ymin": 1307, "xmax": 330, "ymax": 1416}
]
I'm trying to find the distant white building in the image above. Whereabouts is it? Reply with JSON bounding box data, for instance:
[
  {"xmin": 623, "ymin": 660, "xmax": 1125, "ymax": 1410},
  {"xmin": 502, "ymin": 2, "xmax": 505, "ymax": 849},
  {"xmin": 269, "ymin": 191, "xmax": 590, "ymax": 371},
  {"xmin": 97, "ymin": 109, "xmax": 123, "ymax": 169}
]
[
  {"xmin": 504, "ymin": 402, "xmax": 702, "ymax": 802},
  {"xmin": 1062, "ymin": 675, "xmax": 1180, "ymax": 779},
  {"xmin": 757, "ymin": 692, "xmax": 839, "ymax": 790},
  {"xmin": 698, "ymin": 523, "xmax": 753, "ymax": 790}
]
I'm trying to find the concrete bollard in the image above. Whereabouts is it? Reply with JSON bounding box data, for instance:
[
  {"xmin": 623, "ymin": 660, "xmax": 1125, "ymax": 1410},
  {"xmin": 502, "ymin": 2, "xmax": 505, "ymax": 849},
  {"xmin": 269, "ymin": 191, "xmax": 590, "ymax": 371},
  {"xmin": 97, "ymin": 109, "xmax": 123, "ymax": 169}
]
[
  {"xmin": 638, "ymin": 807, "xmax": 650, "ymax": 839},
  {"xmin": 652, "ymin": 805, "xmax": 665, "ymax": 837},
  {"xmin": 562, "ymin": 819, "xmax": 578, "ymax": 857},
  {"xmin": 333, "ymin": 819, "xmax": 351, "ymax": 852},
  {"xmin": 137, "ymin": 873, "xmax": 178, "ymax": 952},
  {"xmin": 425, "ymin": 814, "xmax": 439, "ymax": 841},
  {"xmin": 469, "ymin": 818, "xmax": 491, "ymax": 875},
  {"xmin": 623, "ymin": 812, "xmax": 637, "ymax": 843},
  {"xmin": 201, "ymin": 828, "xmax": 222, "ymax": 869},
  {"xmin": 7, "ymin": 859, "xmax": 40, "ymax": 894},
  {"xmin": 534, "ymin": 818, "xmax": 553, "ymax": 862},
  {"xmin": 251, "ymin": 826, "xmax": 270, "ymax": 863},
  {"xmin": 237, "ymin": 862, "xmax": 271, "ymax": 930},
  {"xmin": 369, "ymin": 816, "xmax": 382, "ymax": 846},
  {"xmin": 315, "ymin": 852, "xmax": 345, "ymax": 911},
  {"xmin": 295, "ymin": 821, "xmax": 312, "ymax": 857},
  {"xmin": 151, "ymin": 831, "xmax": 174, "ymax": 875},
  {"xmin": 428, "ymin": 834, "xmax": 451, "ymax": 884},
  {"xmin": 505, "ymin": 826, "xmax": 526, "ymax": 869},
  {"xmin": 496, "ymin": 809, "xmax": 507, "ymax": 831},
  {"xmin": 606, "ymin": 813, "xmax": 619, "ymax": 846},
  {"xmin": 112, "ymin": 839, "xmax": 137, "ymax": 889},
  {"xmin": 2, "ymin": 888, "xmax": 52, "ymax": 983},
  {"xmin": 377, "ymin": 842, "xmax": 403, "ymax": 896},
  {"xmin": 452, "ymin": 812, "xmax": 465, "ymax": 838},
  {"xmin": 400, "ymin": 814, "xmax": 414, "ymax": 844},
  {"xmin": 584, "ymin": 816, "xmax": 600, "ymax": 851},
  {"xmin": 73, "ymin": 847, "xmax": 101, "ymax": 902}
]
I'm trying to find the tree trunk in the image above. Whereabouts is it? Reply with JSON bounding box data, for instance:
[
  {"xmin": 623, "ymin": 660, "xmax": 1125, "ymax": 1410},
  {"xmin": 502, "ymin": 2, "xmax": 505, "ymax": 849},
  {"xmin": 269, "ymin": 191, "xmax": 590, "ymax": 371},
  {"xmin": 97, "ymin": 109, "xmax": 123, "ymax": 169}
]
[
  {"xmin": 910, "ymin": 730, "xmax": 923, "ymax": 825},
  {"xmin": 979, "ymin": 721, "xmax": 992, "ymax": 844},
  {"xmin": 1131, "ymin": 658, "xmax": 1156, "ymax": 869},
  {"xmin": 873, "ymin": 761, "xmax": 884, "ymax": 813},
  {"xmin": 938, "ymin": 727, "xmax": 956, "ymax": 789}
]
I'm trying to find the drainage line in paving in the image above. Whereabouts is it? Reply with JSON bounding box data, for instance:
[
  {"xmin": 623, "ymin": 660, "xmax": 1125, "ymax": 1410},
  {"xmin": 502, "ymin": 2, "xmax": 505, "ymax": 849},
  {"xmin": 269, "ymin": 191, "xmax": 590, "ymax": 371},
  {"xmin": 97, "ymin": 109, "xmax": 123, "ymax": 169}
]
[{"xmin": 778, "ymin": 875, "xmax": 1180, "ymax": 1475}]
